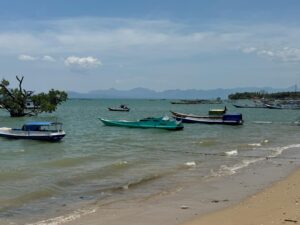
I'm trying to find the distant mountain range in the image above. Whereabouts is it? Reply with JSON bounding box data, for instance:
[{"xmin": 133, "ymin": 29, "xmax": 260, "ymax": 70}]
[{"xmin": 68, "ymin": 86, "xmax": 295, "ymax": 99}]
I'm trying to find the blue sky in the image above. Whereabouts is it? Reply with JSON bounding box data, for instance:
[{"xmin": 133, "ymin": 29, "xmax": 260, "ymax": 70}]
[{"xmin": 0, "ymin": 0, "xmax": 300, "ymax": 92}]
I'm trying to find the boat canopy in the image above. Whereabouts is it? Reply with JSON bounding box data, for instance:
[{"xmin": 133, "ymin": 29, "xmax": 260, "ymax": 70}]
[
  {"xmin": 24, "ymin": 122, "xmax": 53, "ymax": 126},
  {"xmin": 22, "ymin": 122, "xmax": 62, "ymax": 131}
]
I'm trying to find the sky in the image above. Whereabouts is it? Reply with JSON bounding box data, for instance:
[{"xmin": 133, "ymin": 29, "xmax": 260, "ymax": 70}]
[{"xmin": 0, "ymin": 0, "xmax": 300, "ymax": 92}]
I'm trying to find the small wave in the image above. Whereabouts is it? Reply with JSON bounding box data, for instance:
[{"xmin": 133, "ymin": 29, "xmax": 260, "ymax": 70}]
[
  {"xmin": 213, "ymin": 158, "xmax": 264, "ymax": 176},
  {"xmin": 269, "ymin": 144, "xmax": 300, "ymax": 158},
  {"xmin": 26, "ymin": 208, "xmax": 96, "ymax": 225},
  {"xmin": 113, "ymin": 160, "xmax": 128, "ymax": 167},
  {"xmin": 248, "ymin": 143, "xmax": 262, "ymax": 147},
  {"xmin": 253, "ymin": 121, "xmax": 272, "ymax": 124},
  {"xmin": 225, "ymin": 150, "xmax": 238, "ymax": 156},
  {"xmin": 185, "ymin": 161, "xmax": 196, "ymax": 167},
  {"xmin": 121, "ymin": 174, "xmax": 162, "ymax": 191},
  {"xmin": 211, "ymin": 144, "xmax": 300, "ymax": 177},
  {"xmin": 195, "ymin": 139, "xmax": 217, "ymax": 146}
]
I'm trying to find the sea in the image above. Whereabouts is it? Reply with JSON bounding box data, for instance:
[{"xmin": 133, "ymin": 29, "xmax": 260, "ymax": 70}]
[{"xmin": 0, "ymin": 99, "xmax": 299, "ymax": 224}]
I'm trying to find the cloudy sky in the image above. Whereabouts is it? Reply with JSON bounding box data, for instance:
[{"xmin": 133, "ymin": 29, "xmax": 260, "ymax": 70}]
[{"xmin": 0, "ymin": 0, "xmax": 300, "ymax": 92}]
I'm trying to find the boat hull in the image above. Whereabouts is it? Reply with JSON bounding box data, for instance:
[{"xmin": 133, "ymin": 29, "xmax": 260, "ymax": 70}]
[
  {"xmin": 0, "ymin": 129, "xmax": 65, "ymax": 141},
  {"xmin": 99, "ymin": 118, "xmax": 183, "ymax": 130},
  {"xmin": 170, "ymin": 111, "xmax": 222, "ymax": 119},
  {"xmin": 173, "ymin": 116, "xmax": 243, "ymax": 125},
  {"xmin": 264, "ymin": 104, "xmax": 300, "ymax": 110},
  {"xmin": 108, "ymin": 108, "xmax": 130, "ymax": 112},
  {"xmin": 233, "ymin": 104, "xmax": 267, "ymax": 109}
]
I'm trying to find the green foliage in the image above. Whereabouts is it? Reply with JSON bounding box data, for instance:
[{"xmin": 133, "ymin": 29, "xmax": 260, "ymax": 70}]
[
  {"xmin": 0, "ymin": 76, "xmax": 68, "ymax": 117},
  {"xmin": 228, "ymin": 91, "xmax": 300, "ymax": 100},
  {"xmin": 31, "ymin": 89, "xmax": 68, "ymax": 113}
]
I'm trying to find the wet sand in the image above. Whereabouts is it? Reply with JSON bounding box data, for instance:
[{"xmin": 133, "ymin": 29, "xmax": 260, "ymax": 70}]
[{"xmin": 183, "ymin": 167, "xmax": 300, "ymax": 225}]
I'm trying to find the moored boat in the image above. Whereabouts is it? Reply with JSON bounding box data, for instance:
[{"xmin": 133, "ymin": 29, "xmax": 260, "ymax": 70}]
[
  {"xmin": 0, "ymin": 122, "xmax": 66, "ymax": 141},
  {"xmin": 264, "ymin": 104, "xmax": 300, "ymax": 110},
  {"xmin": 108, "ymin": 105, "xmax": 130, "ymax": 112},
  {"xmin": 233, "ymin": 104, "xmax": 267, "ymax": 108},
  {"xmin": 170, "ymin": 111, "xmax": 222, "ymax": 119},
  {"xmin": 99, "ymin": 116, "xmax": 183, "ymax": 130},
  {"xmin": 232, "ymin": 100, "xmax": 268, "ymax": 109},
  {"xmin": 172, "ymin": 111, "xmax": 243, "ymax": 125}
]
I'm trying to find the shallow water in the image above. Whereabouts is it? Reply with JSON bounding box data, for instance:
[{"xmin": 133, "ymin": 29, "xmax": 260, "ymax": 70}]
[{"xmin": 0, "ymin": 99, "xmax": 299, "ymax": 223}]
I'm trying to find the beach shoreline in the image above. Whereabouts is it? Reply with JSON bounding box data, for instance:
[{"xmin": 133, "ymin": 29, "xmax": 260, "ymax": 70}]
[
  {"xmin": 8, "ymin": 150, "xmax": 298, "ymax": 225},
  {"xmin": 182, "ymin": 165, "xmax": 300, "ymax": 225}
]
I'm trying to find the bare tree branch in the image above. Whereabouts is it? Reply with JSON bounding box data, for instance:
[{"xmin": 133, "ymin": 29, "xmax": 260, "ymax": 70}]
[
  {"xmin": 16, "ymin": 76, "xmax": 25, "ymax": 97},
  {"xmin": 0, "ymin": 83, "xmax": 16, "ymax": 100}
]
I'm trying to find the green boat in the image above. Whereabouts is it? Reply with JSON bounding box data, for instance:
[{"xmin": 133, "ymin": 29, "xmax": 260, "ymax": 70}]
[{"xmin": 99, "ymin": 117, "xmax": 184, "ymax": 130}]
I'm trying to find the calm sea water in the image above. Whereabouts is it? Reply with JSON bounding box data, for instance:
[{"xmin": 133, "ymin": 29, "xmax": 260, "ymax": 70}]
[{"xmin": 0, "ymin": 99, "xmax": 299, "ymax": 223}]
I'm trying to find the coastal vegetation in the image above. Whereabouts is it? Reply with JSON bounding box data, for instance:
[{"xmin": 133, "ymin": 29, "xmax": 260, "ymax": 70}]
[
  {"xmin": 228, "ymin": 91, "xmax": 300, "ymax": 100},
  {"xmin": 0, "ymin": 76, "xmax": 68, "ymax": 117}
]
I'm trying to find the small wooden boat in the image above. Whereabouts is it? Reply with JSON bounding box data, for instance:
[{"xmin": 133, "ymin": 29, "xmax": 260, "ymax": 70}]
[
  {"xmin": 108, "ymin": 105, "xmax": 130, "ymax": 112},
  {"xmin": 171, "ymin": 111, "xmax": 243, "ymax": 125},
  {"xmin": 0, "ymin": 122, "xmax": 66, "ymax": 141},
  {"xmin": 99, "ymin": 117, "xmax": 183, "ymax": 130}
]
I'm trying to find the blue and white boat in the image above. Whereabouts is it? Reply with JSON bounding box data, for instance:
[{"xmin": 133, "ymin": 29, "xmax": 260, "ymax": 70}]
[
  {"xmin": 171, "ymin": 111, "xmax": 243, "ymax": 125},
  {"xmin": 0, "ymin": 122, "xmax": 66, "ymax": 141}
]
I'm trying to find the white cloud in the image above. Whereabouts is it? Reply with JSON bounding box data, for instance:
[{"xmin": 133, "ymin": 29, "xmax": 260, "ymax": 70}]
[
  {"xmin": 18, "ymin": 54, "xmax": 37, "ymax": 61},
  {"xmin": 18, "ymin": 54, "xmax": 56, "ymax": 62},
  {"xmin": 2, "ymin": 18, "xmax": 300, "ymax": 65},
  {"xmin": 242, "ymin": 47, "xmax": 257, "ymax": 54},
  {"xmin": 64, "ymin": 56, "xmax": 102, "ymax": 69},
  {"xmin": 241, "ymin": 46, "xmax": 300, "ymax": 63},
  {"xmin": 42, "ymin": 55, "xmax": 56, "ymax": 62}
]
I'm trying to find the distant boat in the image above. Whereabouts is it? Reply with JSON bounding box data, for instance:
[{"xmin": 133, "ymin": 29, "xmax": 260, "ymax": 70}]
[
  {"xmin": 171, "ymin": 111, "xmax": 243, "ymax": 125},
  {"xmin": 108, "ymin": 105, "xmax": 130, "ymax": 112},
  {"xmin": 232, "ymin": 104, "xmax": 267, "ymax": 109},
  {"xmin": 99, "ymin": 116, "xmax": 184, "ymax": 130},
  {"xmin": 170, "ymin": 99, "xmax": 222, "ymax": 104},
  {"xmin": 0, "ymin": 122, "xmax": 65, "ymax": 141},
  {"xmin": 232, "ymin": 99, "xmax": 269, "ymax": 109},
  {"xmin": 264, "ymin": 104, "xmax": 300, "ymax": 110},
  {"xmin": 170, "ymin": 100, "xmax": 201, "ymax": 104}
]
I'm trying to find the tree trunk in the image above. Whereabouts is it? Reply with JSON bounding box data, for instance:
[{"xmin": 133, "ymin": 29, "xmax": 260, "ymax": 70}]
[{"xmin": 9, "ymin": 110, "xmax": 26, "ymax": 117}]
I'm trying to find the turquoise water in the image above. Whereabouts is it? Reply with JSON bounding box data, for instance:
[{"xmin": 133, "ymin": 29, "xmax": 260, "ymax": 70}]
[{"xmin": 0, "ymin": 99, "xmax": 299, "ymax": 223}]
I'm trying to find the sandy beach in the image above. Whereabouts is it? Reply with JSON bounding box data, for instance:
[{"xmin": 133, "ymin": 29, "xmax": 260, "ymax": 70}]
[{"xmin": 183, "ymin": 167, "xmax": 300, "ymax": 225}]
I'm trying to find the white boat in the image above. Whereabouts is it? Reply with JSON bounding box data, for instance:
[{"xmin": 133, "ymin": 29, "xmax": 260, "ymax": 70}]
[
  {"xmin": 0, "ymin": 122, "xmax": 66, "ymax": 141},
  {"xmin": 108, "ymin": 105, "xmax": 130, "ymax": 112}
]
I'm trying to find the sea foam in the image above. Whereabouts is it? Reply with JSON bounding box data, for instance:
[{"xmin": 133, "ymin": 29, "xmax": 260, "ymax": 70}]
[
  {"xmin": 185, "ymin": 161, "xmax": 196, "ymax": 167},
  {"xmin": 225, "ymin": 150, "xmax": 238, "ymax": 156},
  {"xmin": 212, "ymin": 144, "xmax": 300, "ymax": 177},
  {"xmin": 27, "ymin": 208, "xmax": 96, "ymax": 225}
]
